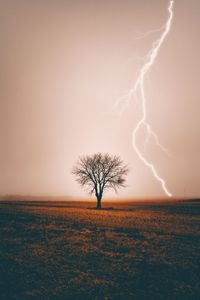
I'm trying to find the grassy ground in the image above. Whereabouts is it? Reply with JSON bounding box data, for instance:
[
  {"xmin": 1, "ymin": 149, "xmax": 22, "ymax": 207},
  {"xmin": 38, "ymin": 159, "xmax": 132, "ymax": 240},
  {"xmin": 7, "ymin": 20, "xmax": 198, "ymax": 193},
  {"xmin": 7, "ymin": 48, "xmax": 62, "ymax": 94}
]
[{"xmin": 0, "ymin": 199, "xmax": 200, "ymax": 299}]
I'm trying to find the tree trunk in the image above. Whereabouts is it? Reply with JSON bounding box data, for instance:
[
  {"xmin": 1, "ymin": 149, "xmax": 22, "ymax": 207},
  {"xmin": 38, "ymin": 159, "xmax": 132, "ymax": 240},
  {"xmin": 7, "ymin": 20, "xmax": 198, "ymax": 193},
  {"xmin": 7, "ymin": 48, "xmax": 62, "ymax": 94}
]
[
  {"xmin": 96, "ymin": 188, "xmax": 102, "ymax": 209},
  {"xmin": 96, "ymin": 199, "xmax": 101, "ymax": 209}
]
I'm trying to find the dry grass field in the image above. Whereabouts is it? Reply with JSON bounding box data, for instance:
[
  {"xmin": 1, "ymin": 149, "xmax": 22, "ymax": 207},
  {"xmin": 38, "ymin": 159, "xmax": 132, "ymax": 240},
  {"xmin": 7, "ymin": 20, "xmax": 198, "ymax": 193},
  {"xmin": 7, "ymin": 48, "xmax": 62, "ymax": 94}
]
[{"xmin": 0, "ymin": 199, "xmax": 200, "ymax": 299}]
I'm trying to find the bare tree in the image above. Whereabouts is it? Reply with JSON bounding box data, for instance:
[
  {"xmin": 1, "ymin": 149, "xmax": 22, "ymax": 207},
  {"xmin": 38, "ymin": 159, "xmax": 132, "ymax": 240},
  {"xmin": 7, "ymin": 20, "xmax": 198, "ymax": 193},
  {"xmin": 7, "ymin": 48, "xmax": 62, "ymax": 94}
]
[{"xmin": 72, "ymin": 153, "xmax": 129, "ymax": 209}]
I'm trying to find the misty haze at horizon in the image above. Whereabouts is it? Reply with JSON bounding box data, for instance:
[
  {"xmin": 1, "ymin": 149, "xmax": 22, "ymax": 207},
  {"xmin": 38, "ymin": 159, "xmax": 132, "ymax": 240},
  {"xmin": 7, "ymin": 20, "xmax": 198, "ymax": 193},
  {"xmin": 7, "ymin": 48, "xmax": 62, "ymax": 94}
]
[{"xmin": 1, "ymin": 0, "xmax": 200, "ymax": 199}]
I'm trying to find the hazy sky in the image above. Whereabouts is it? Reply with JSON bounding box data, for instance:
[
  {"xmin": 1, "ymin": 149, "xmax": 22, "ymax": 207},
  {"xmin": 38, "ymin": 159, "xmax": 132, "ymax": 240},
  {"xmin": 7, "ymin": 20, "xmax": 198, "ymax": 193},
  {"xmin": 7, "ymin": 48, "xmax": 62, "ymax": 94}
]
[{"xmin": 0, "ymin": 0, "xmax": 200, "ymax": 198}]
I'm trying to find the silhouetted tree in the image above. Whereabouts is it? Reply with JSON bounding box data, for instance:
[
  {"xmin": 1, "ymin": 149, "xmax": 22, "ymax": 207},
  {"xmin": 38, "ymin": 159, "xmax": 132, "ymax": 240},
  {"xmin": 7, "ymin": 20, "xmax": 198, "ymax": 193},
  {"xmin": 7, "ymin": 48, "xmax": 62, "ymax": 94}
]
[{"xmin": 72, "ymin": 153, "xmax": 129, "ymax": 209}]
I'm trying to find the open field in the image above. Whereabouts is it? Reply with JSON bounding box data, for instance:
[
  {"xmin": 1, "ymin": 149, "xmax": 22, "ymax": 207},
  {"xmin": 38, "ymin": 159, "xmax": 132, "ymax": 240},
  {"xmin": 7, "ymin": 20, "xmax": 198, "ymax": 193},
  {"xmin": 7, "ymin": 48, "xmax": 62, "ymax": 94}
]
[{"xmin": 0, "ymin": 199, "xmax": 200, "ymax": 299}]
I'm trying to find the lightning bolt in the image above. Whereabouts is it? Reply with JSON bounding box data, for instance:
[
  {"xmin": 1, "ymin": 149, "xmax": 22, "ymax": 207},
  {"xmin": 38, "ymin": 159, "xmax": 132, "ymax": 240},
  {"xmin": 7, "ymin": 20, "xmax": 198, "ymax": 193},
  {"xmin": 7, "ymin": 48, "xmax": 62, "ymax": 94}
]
[{"xmin": 115, "ymin": 0, "xmax": 174, "ymax": 197}]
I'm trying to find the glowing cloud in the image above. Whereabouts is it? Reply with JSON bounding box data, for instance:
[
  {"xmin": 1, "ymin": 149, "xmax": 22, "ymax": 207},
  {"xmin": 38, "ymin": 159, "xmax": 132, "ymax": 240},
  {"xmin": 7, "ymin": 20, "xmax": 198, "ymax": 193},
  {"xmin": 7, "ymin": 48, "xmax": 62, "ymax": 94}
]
[{"xmin": 115, "ymin": 0, "xmax": 174, "ymax": 197}]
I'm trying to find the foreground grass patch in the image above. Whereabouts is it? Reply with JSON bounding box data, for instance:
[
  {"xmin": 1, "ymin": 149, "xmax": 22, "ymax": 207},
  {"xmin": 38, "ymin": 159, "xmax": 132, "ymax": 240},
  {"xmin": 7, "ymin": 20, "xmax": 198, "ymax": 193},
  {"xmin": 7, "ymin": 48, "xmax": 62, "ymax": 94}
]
[{"xmin": 0, "ymin": 201, "xmax": 200, "ymax": 299}]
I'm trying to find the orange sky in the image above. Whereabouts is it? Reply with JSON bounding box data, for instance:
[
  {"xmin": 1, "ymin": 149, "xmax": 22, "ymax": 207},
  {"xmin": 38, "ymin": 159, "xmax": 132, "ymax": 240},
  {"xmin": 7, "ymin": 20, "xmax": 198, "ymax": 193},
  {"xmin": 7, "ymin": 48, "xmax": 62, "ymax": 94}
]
[{"xmin": 0, "ymin": 0, "xmax": 200, "ymax": 198}]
